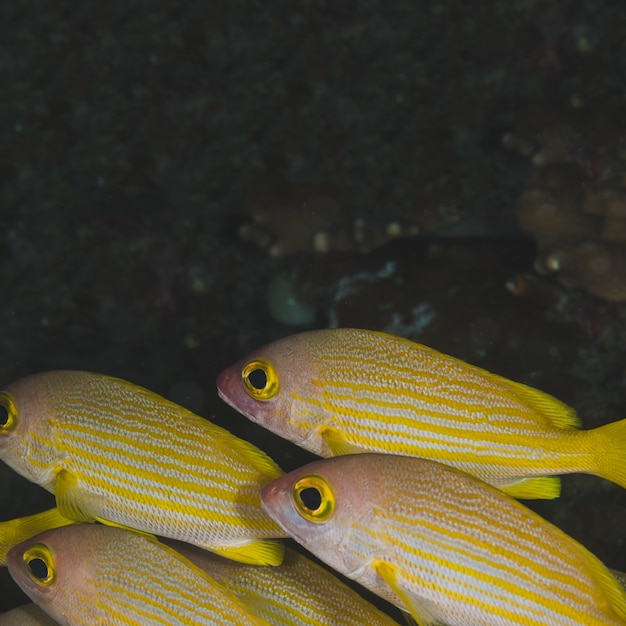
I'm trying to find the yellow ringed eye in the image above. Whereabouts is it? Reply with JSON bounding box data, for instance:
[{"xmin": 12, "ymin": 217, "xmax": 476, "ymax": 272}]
[
  {"xmin": 23, "ymin": 543, "xmax": 55, "ymax": 587},
  {"xmin": 0, "ymin": 392, "xmax": 17, "ymax": 435},
  {"xmin": 293, "ymin": 474, "xmax": 335, "ymax": 522},
  {"xmin": 241, "ymin": 359, "xmax": 279, "ymax": 400}
]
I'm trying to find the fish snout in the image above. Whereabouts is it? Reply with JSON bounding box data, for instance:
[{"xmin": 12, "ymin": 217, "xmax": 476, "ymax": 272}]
[
  {"xmin": 216, "ymin": 366, "xmax": 264, "ymax": 424},
  {"xmin": 216, "ymin": 367, "xmax": 239, "ymax": 408},
  {"xmin": 5, "ymin": 542, "xmax": 23, "ymax": 574},
  {"xmin": 260, "ymin": 479, "xmax": 281, "ymax": 510},
  {"xmin": 260, "ymin": 477, "xmax": 293, "ymax": 523}
]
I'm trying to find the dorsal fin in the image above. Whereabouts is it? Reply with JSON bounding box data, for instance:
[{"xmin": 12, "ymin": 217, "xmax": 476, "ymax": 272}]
[{"xmin": 493, "ymin": 374, "xmax": 581, "ymax": 429}]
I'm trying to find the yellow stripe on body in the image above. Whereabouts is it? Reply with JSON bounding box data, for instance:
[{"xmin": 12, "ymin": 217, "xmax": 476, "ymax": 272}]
[
  {"xmin": 317, "ymin": 335, "xmax": 553, "ymax": 413},
  {"xmin": 319, "ymin": 358, "xmax": 559, "ymax": 432},
  {"xmin": 294, "ymin": 391, "xmax": 570, "ymax": 475},
  {"xmin": 175, "ymin": 545, "xmax": 399, "ymax": 626},
  {"xmin": 370, "ymin": 466, "xmax": 625, "ymax": 624},
  {"xmin": 320, "ymin": 375, "xmax": 547, "ymax": 428},
  {"xmin": 295, "ymin": 351, "xmax": 592, "ymax": 479},
  {"xmin": 60, "ymin": 423, "xmax": 259, "ymax": 502},
  {"xmin": 7, "ymin": 371, "xmax": 286, "ymax": 562},
  {"xmin": 267, "ymin": 453, "xmax": 626, "ymax": 624},
  {"xmin": 8, "ymin": 525, "xmax": 270, "ymax": 625},
  {"xmin": 392, "ymin": 517, "xmax": 588, "ymax": 613},
  {"xmin": 49, "ymin": 386, "xmax": 282, "ymax": 542},
  {"xmin": 92, "ymin": 533, "xmax": 269, "ymax": 625}
]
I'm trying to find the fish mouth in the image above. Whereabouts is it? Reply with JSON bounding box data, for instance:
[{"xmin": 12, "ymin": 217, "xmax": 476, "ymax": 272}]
[
  {"xmin": 215, "ymin": 369, "xmax": 261, "ymax": 424},
  {"xmin": 260, "ymin": 480, "xmax": 278, "ymax": 504},
  {"xmin": 215, "ymin": 368, "xmax": 236, "ymax": 405},
  {"xmin": 5, "ymin": 543, "xmax": 21, "ymax": 572},
  {"xmin": 260, "ymin": 481, "xmax": 288, "ymax": 521}
]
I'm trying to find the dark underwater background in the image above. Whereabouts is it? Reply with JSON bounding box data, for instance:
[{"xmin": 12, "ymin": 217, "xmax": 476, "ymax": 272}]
[{"xmin": 1, "ymin": 2, "xmax": 625, "ymax": 620}]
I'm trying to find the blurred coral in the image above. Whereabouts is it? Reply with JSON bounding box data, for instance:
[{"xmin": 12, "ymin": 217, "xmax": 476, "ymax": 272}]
[
  {"xmin": 536, "ymin": 241, "xmax": 626, "ymax": 302},
  {"xmin": 516, "ymin": 185, "xmax": 599, "ymax": 249},
  {"xmin": 505, "ymin": 104, "xmax": 626, "ymax": 301},
  {"xmin": 237, "ymin": 178, "xmax": 458, "ymax": 257}
]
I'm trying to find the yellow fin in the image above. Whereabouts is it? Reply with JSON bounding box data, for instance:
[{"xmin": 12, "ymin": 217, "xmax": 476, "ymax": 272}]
[
  {"xmin": 590, "ymin": 418, "xmax": 626, "ymax": 491},
  {"xmin": 575, "ymin": 548, "xmax": 626, "ymax": 620},
  {"xmin": 55, "ymin": 469, "xmax": 96, "ymax": 523},
  {"xmin": 374, "ymin": 559, "xmax": 438, "ymax": 626},
  {"xmin": 210, "ymin": 421, "xmax": 284, "ymax": 481},
  {"xmin": 500, "ymin": 476, "xmax": 561, "ymax": 500},
  {"xmin": 320, "ymin": 426, "xmax": 363, "ymax": 456},
  {"xmin": 500, "ymin": 377, "xmax": 581, "ymax": 429},
  {"xmin": 211, "ymin": 538, "xmax": 284, "ymax": 566},
  {"xmin": 94, "ymin": 517, "xmax": 157, "ymax": 540},
  {"xmin": 0, "ymin": 508, "xmax": 76, "ymax": 566},
  {"xmin": 610, "ymin": 569, "xmax": 626, "ymax": 593}
]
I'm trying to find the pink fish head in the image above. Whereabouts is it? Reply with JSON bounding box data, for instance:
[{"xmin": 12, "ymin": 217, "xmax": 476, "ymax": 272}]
[
  {"xmin": 7, "ymin": 525, "xmax": 97, "ymax": 625},
  {"xmin": 217, "ymin": 332, "xmax": 331, "ymax": 455},
  {"xmin": 0, "ymin": 372, "xmax": 58, "ymax": 486},
  {"xmin": 261, "ymin": 454, "xmax": 380, "ymax": 577}
]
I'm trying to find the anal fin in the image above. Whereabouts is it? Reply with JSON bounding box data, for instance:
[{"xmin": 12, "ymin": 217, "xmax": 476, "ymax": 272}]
[
  {"xmin": 211, "ymin": 538, "xmax": 284, "ymax": 566},
  {"xmin": 500, "ymin": 476, "xmax": 561, "ymax": 500}
]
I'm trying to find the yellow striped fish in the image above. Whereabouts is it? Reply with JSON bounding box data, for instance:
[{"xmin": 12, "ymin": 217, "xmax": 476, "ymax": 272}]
[
  {"xmin": 169, "ymin": 542, "xmax": 401, "ymax": 626},
  {"xmin": 261, "ymin": 453, "xmax": 626, "ymax": 625},
  {"xmin": 0, "ymin": 371, "xmax": 286, "ymax": 565},
  {"xmin": 7, "ymin": 524, "xmax": 271, "ymax": 625},
  {"xmin": 218, "ymin": 328, "xmax": 626, "ymax": 499}
]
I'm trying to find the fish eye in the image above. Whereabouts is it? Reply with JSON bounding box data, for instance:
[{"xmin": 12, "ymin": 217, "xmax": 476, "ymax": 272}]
[
  {"xmin": 299, "ymin": 487, "xmax": 322, "ymax": 510},
  {"xmin": 23, "ymin": 543, "xmax": 55, "ymax": 587},
  {"xmin": 293, "ymin": 475, "xmax": 335, "ymax": 522},
  {"xmin": 241, "ymin": 359, "xmax": 279, "ymax": 400},
  {"xmin": 0, "ymin": 392, "xmax": 17, "ymax": 434}
]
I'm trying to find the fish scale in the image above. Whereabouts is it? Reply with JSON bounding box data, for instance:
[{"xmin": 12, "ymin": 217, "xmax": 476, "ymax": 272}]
[
  {"xmin": 261, "ymin": 453, "xmax": 626, "ymax": 625},
  {"xmin": 0, "ymin": 370, "xmax": 286, "ymax": 566},
  {"xmin": 218, "ymin": 327, "xmax": 626, "ymax": 499}
]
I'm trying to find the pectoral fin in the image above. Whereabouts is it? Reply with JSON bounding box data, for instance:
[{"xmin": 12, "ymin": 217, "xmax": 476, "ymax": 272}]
[
  {"xmin": 374, "ymin": 559, "xmax": 439, "ymax": 626},
  {"xmin": 0, "ymin": 508, "xmax": 76, "ymax": 566},
  {"xmin": 211, "ymin": 538, "xmax": 284, "ymax": 566},
  {"xmin": 320, "ymin": 427, "xmax": 363, "ymax": 456},
  {"xmin": 54, "ymin": 469, "xmax": 97, "ymax": 523}
]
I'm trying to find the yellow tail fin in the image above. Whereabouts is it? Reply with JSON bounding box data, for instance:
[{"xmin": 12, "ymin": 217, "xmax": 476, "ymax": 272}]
[{"xmin": 590, "ymin": 417, "xmax": 626, "ymax": 490}]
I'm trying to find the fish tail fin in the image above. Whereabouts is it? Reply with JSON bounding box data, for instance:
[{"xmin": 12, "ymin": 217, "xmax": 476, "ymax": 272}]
[{"xmin": 589, "ymin": 417, "xmax": 626, "ymax": 489}]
